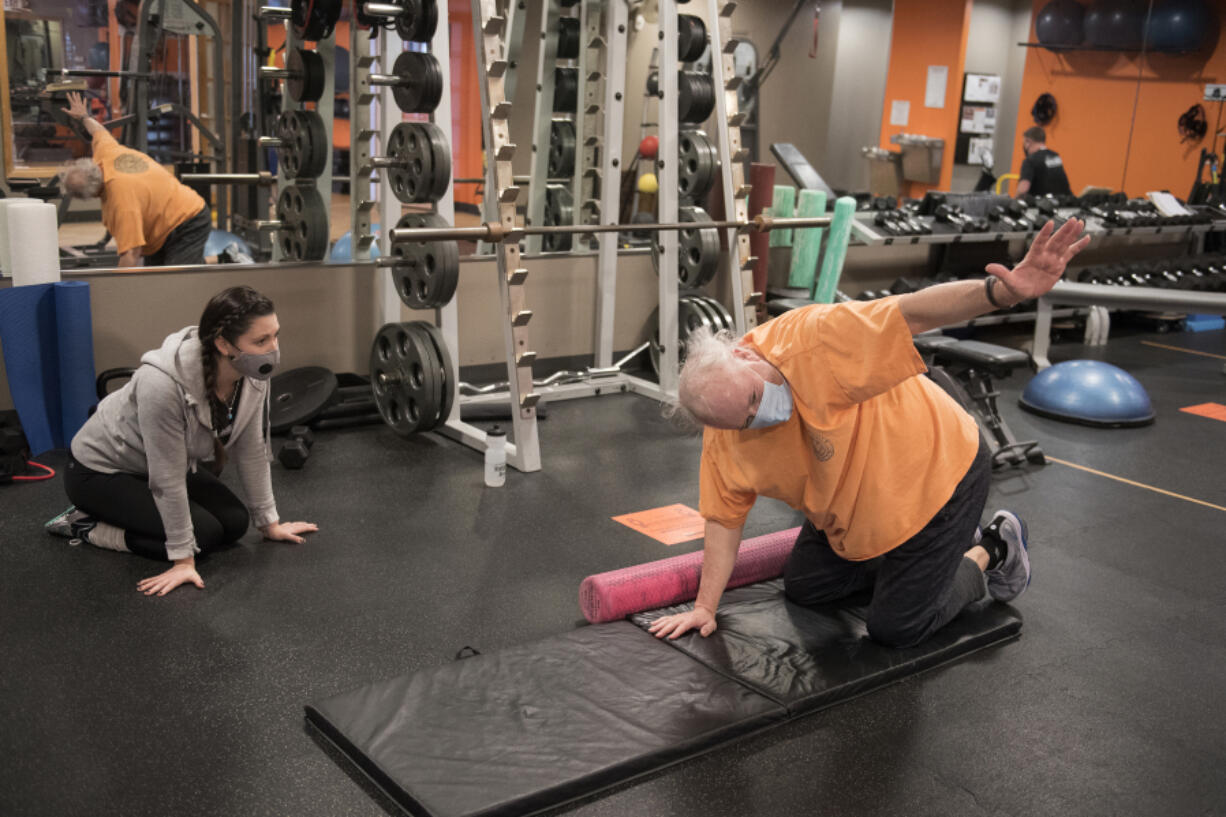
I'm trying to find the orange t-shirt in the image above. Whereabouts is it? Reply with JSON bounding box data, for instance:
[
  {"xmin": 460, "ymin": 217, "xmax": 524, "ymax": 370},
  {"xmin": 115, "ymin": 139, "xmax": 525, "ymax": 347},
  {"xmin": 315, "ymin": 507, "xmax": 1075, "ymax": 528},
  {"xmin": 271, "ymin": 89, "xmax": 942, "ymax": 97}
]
[
  {"xmin": 698, "ymin": 297, "xmax": 980, "ymax": 561},
  {"xmin": 91, "ymin": 130, "xmax": 205, "ymax": 255}
]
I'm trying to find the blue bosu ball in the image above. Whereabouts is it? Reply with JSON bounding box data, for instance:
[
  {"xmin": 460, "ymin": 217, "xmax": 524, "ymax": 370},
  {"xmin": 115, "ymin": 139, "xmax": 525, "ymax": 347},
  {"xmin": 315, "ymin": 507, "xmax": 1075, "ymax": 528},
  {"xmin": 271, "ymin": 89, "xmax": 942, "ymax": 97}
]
[{"xmin": 1020, "ymin": 360, "xmax": 1154, "ymax": 427}]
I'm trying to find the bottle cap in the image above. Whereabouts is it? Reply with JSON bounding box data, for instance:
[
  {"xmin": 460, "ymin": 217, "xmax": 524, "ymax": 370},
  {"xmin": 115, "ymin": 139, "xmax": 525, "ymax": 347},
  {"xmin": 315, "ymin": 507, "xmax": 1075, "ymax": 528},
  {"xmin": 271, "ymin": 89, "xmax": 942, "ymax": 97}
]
[{"xmin": 487, "ymin": 425, "xmax": 506, "ymax": 438}]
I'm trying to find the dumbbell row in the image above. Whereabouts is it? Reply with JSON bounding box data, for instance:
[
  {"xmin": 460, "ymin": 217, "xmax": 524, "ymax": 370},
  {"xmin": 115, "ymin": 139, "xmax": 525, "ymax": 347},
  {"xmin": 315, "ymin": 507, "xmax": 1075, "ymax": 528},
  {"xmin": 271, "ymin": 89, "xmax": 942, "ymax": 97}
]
[{"xmin": 1078, "ymin": 257, "xmax": 1226, "ymax": 291}]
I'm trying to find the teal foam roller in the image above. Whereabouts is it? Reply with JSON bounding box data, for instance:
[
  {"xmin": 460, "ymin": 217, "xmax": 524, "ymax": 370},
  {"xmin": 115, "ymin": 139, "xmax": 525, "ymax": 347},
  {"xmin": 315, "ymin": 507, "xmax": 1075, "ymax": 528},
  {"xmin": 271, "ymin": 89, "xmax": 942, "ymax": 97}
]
[
  {"xmin": 786, "ymin": 190, "xmax": 827, "ymax": 291},
  {"xmin": 812, "ymin": 196, "xmax": 855, "ymax": 304},
  {"xmin": 769, "ymin": 186, "xmax": 796, "ymax": 248}
]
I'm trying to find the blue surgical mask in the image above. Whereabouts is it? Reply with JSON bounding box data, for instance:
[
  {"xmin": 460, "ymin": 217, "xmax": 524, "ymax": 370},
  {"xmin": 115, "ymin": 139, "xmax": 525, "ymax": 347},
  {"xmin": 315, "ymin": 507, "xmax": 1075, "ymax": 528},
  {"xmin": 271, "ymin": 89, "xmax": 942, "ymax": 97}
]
[{"xmin": 748, "ymin": 379, "xmax": 793, "ymax": 429}]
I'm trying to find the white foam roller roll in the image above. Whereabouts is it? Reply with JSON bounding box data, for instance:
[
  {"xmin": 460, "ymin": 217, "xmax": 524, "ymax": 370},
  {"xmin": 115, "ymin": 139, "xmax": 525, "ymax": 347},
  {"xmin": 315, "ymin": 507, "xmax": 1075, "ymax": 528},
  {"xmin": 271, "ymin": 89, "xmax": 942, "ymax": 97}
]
[
  {"xmin": 6, "ymin": 202, "xmax": 61, "ymax": 286},
  {"xmin": 0, "ymin": 198, "xmax": 44, "ymax": 277}
]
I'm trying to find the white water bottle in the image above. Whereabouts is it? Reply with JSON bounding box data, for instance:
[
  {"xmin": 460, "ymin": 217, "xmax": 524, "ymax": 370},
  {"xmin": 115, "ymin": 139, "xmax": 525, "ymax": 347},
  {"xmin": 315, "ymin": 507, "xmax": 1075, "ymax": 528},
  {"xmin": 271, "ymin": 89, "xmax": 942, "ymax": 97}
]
[{"xmin": 484, "ymin": 426, "xmax": 507, "ymax": 487}]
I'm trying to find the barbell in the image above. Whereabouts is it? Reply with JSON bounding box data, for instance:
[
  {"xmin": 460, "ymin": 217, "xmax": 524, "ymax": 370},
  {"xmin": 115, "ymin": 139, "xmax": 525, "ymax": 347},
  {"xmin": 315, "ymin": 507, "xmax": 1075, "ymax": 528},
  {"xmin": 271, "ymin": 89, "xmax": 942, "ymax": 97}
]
[{"xmin": 387, "ymin": 213, "xmax": 835, "ymax": 245}]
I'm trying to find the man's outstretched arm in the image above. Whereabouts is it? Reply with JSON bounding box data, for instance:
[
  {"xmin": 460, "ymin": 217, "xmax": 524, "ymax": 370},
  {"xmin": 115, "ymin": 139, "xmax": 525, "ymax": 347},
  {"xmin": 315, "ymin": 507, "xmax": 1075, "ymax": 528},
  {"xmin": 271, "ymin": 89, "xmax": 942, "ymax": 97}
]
[{"xmin": 898, "ymin": 218, "xmax": 1090, "ymax": 335}]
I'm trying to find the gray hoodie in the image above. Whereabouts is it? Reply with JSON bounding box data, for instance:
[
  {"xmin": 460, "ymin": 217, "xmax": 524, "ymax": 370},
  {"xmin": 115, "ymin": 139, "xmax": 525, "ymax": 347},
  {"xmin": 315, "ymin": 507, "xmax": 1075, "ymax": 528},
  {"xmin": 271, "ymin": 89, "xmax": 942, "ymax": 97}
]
[{"xmin": 71, "ymin": 327, "xmax": 279, "ymax": 559}]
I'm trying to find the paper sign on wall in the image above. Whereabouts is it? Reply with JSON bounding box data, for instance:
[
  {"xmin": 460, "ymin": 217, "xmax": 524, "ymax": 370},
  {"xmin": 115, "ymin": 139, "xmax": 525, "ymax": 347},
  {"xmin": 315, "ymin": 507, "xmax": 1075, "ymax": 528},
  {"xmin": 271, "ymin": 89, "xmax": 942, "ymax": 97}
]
[
  {"xmin": 889, "ymin": 100, "xmax": 910, "ymax": 126},
  {"xmin": 925, "ymin": 65, "xmax": 948, "ymax": 109}
]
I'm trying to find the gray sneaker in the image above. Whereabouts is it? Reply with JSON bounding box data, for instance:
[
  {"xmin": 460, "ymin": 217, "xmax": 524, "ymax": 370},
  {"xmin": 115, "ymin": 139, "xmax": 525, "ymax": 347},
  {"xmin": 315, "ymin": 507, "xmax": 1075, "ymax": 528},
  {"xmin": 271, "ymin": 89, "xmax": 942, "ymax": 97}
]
[
  {"xmin": 45, "ymin": 507, "xmax": 95, "ymax": 545},
  {"xmin": 983, "ymin": 510, "xmax": 1029, "ymax": 602}
]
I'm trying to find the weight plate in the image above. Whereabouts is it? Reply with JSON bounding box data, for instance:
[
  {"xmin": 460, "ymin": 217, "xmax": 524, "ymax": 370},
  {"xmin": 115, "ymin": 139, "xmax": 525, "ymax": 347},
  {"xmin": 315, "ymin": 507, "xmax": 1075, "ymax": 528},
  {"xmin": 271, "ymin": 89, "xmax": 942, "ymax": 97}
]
[
  {"xmin": 291, "ymin": 0, "xmax": 343, "ymax": 40},
  {"xmin": 390, "ymin": 212, "xmax": 460, "ymax": 310},
  {"xmin": 276, "ymin": 184, "xmax": 328, "ymax": 260},
  {"xmin": 557, "ymin": 16, "xmax": 580, "ymax": 59},
  {"xmin": 404, "ymin": 321, "xmax": 443, "ymax": 430},
  {"xmin": 404, "ymin": 322, "xmax": 447, "ymax": 430},
  {"xmin": 553, "ymin": 67, "xmax": 578, "ymax": 113},
  {"xmin": 413, "ymin": 321, "xmax": 456, "ymax": 426},
  {"xmin": 390, "ymin": 51, "xmax": 443, "ymax": 113},
  {"xmin": 287, "ymin": 48, "xmax": 324, "ymax": 103},
  {"xmin": 396, "ymin": 0, "xmax": 438, "ymax": 42},
  {"xmin": 276, "ymin": 110, "xmax": 328, "ymax": 180},
  {"xmin": 548, "ymin": 120, "xmax": 576, "ymax": 177},
  {"xmin": 677, "ymin": 206, "xmax": 719, "ymax": 287},
  {"xmin": 690, "ymin": 297, "xmax": 726, "ymax": 335},
  {"xmin": 269, "ymin": 366, "xmax": 339, "ymax": 434},
  {"xmin": 386, "ymin": 122, "xmax": 435, "ymax": 203},
  {"xmin": 370, "ymin": 322, "xmax": 439, "ymax": 437},
  {"xmin": 678, "ymin": 129, "xmax": 717, "ymax": 201},
  {"xmin": 678, "ymin": 15, "xmax": 707, "ymax": 62},
  {"xmin": 543, "ymin": 185, "xmax": 574, "ymax": 252},
  {"xmin": 678, "ymin": 296, "xmax": 713, "ymax": 335},
  {"xmin": 423, "ymin": 122, "xmax": 452, "ymax": 200},
  {"xmin": 678, "ymin": 71, "xmax": 716, "ymax": 123},
  {"xmin": 354, "ymin": 0, "xmax": 379, "ymax": 27},
  {"xmin": 700, "ymin": 295, "xmax": 734, "ymax": 332}
]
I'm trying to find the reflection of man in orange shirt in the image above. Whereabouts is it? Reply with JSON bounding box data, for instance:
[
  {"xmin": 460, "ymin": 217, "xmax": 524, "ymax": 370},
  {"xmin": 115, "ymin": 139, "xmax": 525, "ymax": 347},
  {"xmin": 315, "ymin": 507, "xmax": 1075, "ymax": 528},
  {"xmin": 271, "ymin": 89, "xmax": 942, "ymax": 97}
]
[
  {"xmin": 56, "ymin": 92, "xmax": 210, "ymax": 268},
  {"xmin": 649, "ymin": 220, "xmax": 1090, "ymax": 649}
]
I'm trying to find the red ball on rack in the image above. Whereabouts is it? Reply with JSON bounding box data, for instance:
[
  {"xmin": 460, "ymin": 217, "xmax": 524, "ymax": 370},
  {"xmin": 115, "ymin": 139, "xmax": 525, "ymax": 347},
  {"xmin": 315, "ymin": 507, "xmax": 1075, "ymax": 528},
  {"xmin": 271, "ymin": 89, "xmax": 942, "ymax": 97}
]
[{"xmin": 639, "ymin": 135, "xmax": 659, "ymax": 159}]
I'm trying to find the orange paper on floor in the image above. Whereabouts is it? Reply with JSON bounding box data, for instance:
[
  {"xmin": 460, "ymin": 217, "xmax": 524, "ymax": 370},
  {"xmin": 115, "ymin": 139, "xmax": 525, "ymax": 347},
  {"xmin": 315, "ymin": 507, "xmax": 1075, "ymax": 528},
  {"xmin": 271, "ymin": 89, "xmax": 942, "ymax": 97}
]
[
  {"xmin": 612, "ymin": 503, "xmax": 706, "ymax": 545},
  {"xmin": 1180, "ymin": 402, "xmax": 1226, "ymax": 423}
]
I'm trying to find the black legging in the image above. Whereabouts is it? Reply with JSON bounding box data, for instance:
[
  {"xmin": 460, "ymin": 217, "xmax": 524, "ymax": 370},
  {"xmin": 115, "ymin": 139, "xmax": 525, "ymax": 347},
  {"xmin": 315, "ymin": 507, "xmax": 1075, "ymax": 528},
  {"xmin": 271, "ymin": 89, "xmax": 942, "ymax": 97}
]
[{"xmin": 64, "ymin": 456, "xmax": 250, "ymax": 561}]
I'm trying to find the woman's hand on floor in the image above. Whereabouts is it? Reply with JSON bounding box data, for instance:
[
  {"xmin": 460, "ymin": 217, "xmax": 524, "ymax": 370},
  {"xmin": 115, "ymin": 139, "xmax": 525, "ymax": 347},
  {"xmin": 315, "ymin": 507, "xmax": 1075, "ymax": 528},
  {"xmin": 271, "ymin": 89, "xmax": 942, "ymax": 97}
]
[
  {"xmin": 137, "ymin": 558, "xmax": 204, "ymax": 596},
  {"xmin": 261, "ymin": 520, "xmax": 319, "ymax": 544}
]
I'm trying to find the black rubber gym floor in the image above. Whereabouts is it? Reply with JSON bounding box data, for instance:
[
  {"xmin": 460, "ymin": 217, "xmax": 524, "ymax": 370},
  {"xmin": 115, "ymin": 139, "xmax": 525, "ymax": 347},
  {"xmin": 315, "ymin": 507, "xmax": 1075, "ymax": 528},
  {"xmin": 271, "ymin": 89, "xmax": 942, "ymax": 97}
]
[{"xmin": 1, "ymin": 327, "xmax": 1224, "ymax": 817}]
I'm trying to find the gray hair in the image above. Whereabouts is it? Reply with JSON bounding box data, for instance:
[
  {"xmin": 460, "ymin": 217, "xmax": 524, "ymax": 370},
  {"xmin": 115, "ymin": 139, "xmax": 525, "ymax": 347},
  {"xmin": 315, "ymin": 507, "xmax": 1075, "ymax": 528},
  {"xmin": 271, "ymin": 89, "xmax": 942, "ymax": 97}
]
[
  {"xmin": 57, "ymin": 158, "xmax": 103, "ymax": 199},
  {"xmin": 667, "ymin": 325, "xmax": 752, "ymax": 428}
]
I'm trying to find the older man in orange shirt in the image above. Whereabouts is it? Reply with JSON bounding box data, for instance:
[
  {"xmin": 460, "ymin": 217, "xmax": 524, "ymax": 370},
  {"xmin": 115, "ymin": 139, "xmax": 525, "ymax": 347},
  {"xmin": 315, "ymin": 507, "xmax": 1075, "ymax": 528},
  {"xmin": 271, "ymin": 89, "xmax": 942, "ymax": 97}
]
[
  {"xmin": 650, "ymin": 219, "xmax": 1090, "ymax": 648},
  {"xmin": 56, "ymin": 92, "xmax": 210, "ymax": 267}
]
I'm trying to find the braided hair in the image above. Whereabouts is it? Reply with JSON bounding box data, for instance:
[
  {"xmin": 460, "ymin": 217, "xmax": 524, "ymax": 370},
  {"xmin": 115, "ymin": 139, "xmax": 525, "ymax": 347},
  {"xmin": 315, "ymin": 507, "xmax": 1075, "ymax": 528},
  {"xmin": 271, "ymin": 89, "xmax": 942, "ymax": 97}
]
[{"xmin": 198, "ymin": 286, "xmax": 275, "ymax": 468}]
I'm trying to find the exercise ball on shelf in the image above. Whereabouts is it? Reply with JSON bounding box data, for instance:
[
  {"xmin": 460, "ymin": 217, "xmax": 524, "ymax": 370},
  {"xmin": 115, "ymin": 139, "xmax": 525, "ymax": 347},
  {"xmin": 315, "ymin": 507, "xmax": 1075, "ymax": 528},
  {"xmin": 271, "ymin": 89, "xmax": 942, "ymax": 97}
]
[
  {"xmin": 1019, "ymin": 360, "xmax": 1155, "ymax": 427},
  {"xmin": 1035, "ymin": 0, "xmax": 1087, "ymax": 47},
  {"xmin": 1084, "ymin": 0, "xmax": 1147, "ymax": 49},
  {"xmin": 1145, "ymin": 0, "xmax": 1217, "ymax": 52}
]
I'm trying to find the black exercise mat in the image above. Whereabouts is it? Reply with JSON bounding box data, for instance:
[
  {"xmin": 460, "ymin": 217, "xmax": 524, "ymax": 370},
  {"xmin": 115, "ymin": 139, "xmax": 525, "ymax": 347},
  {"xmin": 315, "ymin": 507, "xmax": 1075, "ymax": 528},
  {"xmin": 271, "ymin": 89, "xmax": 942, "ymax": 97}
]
[
  {"xmin": 305, "ymin": 621, "xmax": 788, "ymax": 817},
  {"xmin": 631, "ymin": 579, "xmax": 1023, "ymax": 714},
  {"xmin": 307, "ymin": 583, "xmax": 1021, "ymax": 817}
]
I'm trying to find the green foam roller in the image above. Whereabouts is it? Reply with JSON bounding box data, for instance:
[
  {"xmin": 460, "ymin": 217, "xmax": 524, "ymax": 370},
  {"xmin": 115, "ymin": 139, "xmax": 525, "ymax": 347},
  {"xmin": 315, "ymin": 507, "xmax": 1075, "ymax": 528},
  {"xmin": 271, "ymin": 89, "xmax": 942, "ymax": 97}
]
[
  {"xmin": 769, "ymin": 186, "xmax": 796, "ymax": 248},
  {"xmin": 812, "ymin": 196, "xmax": 856, "ymax": 303},
  {"xmin": 786, "ymin": 189, "xmax": 827, "ymax": 290}
]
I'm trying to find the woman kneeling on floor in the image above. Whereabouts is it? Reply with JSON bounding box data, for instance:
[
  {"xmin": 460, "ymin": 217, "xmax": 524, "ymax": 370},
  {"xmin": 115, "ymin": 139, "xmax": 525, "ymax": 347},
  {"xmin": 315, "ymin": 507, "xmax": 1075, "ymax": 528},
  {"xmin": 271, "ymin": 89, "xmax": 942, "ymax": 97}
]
[{"xmin": 46, "ymin": 285, "xmax": 318, "ymax": 596}]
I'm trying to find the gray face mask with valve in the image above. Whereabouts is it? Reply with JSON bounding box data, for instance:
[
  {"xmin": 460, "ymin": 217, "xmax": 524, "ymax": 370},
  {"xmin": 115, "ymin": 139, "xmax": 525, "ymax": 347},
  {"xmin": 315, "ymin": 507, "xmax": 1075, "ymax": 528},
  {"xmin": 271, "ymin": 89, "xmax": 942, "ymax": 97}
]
[{"xmin": 229, "ymin": 347, "xmax": 280, "ymax": 380}]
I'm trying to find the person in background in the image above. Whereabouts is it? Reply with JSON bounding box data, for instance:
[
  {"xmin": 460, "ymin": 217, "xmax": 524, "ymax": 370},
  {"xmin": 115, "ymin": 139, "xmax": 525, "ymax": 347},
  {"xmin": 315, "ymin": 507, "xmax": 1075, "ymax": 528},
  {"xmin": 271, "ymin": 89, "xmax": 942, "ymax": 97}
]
[
  {"xmin": 56, "ymin": 91, "xmax": 211, "ymax": 267},
  {"xmin": 1016, "ymin": 126, "xmax": 1072, "ymax": 198}
]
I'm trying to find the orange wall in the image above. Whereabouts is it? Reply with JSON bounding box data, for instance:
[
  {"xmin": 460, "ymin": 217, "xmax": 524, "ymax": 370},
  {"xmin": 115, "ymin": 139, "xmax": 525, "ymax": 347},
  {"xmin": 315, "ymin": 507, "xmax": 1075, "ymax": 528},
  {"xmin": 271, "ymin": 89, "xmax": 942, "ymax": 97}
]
[
  {"xmin": 879, "ymin": 0, "xmax": 973, "ymax": 198},
  {"xmin": 1014, "ymin": 0, "xmax": 1226, "ymax": 196}
]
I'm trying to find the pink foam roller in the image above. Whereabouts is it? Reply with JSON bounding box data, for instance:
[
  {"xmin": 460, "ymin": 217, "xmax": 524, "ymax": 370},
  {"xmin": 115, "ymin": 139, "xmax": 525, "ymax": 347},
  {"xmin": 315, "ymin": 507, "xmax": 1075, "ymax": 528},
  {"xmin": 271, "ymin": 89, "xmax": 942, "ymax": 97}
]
[{"xmin": 579, "ymin": 527, "xmax": 802, "ymax": 624}]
